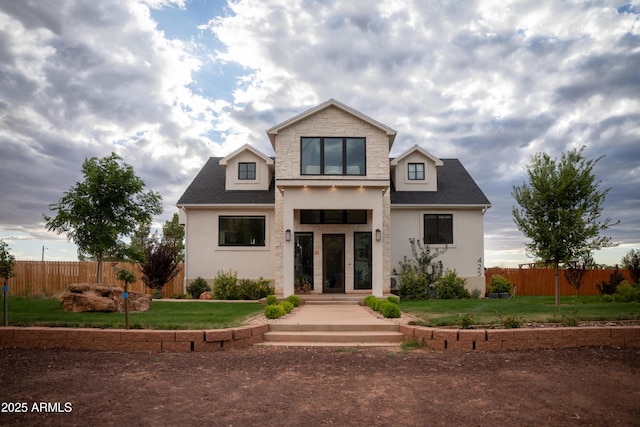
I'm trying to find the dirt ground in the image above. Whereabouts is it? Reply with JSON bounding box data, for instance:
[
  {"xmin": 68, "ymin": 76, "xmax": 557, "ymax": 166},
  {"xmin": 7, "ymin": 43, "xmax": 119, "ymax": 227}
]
[{"xmin": 1, "ymin": 346, "xmax": 639, "ymax": 427}]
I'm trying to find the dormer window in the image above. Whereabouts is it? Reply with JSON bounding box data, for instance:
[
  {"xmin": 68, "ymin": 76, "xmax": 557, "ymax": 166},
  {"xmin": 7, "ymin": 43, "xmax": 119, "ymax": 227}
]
[
  {"xmin": 408, "ymin": 163, "xmax": 425, "ymax": 180},
  {"xmin": 238, "ymin": 162, "xmax": 256, "ymax": 180},
  {"xmin": 301, "ymin": 137, "xmax": 366, "ymax": 175}
]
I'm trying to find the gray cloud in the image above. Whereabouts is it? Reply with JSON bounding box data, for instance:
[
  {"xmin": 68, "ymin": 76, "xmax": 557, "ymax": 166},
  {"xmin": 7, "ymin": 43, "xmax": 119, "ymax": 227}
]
[{"xmin": 1, "ymin": 0, "xmax": 638, "ymax": 265}]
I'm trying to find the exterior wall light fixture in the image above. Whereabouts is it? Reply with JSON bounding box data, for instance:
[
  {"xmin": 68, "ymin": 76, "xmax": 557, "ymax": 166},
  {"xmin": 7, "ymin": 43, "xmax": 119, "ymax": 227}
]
[
  {"xmin": 285, "ymin": 229, "xmax": 291, "ymax": 241},
  {"xmin": 375, "ymin": 229, "xmax": 382, "ymax": 241}
]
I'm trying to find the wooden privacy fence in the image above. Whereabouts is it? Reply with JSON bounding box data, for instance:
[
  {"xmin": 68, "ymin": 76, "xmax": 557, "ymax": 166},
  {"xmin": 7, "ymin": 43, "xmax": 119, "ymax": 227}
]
[
  {"xmin": 485, "ymin": 267, "xmax": 633, "ymax": 296},
  {"xmin": 5, "ymin": 261, "xmax": 184, "ymax": 297}
]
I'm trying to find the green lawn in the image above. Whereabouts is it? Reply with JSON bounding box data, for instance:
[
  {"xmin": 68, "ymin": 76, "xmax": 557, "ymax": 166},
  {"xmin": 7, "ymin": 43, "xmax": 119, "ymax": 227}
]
[
  {"xmin": 399, "ymin": 296, "xmax": 640, "ymax": 327},
  {"xmin": 3, "ymin": 297, "xmax": 264, "ymax": 330}
]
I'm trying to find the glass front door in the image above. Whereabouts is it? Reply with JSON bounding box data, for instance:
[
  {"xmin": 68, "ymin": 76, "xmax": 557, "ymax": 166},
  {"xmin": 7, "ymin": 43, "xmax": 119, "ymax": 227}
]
[
  {"xmin": 294, "ymin": 233, "xmax": 314, "ymax": 292},
  {"xmin": 323, "ymin": 234, "xmax": 345, "ymax": 293}
]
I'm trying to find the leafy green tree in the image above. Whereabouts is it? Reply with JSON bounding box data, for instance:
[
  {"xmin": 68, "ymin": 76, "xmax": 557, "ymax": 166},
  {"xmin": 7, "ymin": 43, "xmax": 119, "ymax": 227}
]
[
  {"xmin": 162, "ymin": 213, "xmax": 184, "ymax": 262},
  {"xmin": 621, "ymin": 249, "xmax": 640, "ymax": 284},
  {"xmin": 44, "ymin": 153, "xmax": 162, "ymax": 283},
  {"xmin": 512, "ymin": 146, "xmax": 617, "ymax": 305}
]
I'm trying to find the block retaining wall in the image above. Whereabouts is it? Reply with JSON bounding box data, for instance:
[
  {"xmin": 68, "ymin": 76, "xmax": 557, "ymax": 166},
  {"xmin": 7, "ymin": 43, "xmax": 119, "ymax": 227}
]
[
  {"xmin": 1, "ymin": 325, "xmax": 639, "ymax": 352},
  {"xmin": 399, "ymin": 325, "xmax": 640, "ymax": 351},
  {"xmin": 0, "ymin": 325, "xmax": 269, "ymax": 352}
]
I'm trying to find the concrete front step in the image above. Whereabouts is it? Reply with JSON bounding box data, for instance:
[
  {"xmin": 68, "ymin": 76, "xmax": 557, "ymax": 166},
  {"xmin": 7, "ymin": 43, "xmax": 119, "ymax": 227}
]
[
  {"xmin": 269, "ymin": 323, "xmax": 399, "ymax": 332},
  {"xmin": 262, "ymin": 331, "xmax": 404, "ymax": 345},
  {"xmin": 261, "ymin": 323, "xmax": 403, "ymax": 347}
]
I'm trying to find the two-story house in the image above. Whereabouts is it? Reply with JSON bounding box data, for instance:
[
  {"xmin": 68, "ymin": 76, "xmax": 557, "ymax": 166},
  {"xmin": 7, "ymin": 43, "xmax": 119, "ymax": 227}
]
[{"xmin": 177, "ymin": 99, "xmax": 491, "ymax": 297}]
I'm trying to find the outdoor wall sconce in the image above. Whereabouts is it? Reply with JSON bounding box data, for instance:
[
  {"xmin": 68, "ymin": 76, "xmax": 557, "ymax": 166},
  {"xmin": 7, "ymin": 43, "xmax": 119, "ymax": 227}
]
[
  {"xmin": 285, "ymin": 229, "xmax": 291, "ymax": 241},
  {"xmin": 375, "ymin": 229, "xmax": 381, "ymax": 241}
]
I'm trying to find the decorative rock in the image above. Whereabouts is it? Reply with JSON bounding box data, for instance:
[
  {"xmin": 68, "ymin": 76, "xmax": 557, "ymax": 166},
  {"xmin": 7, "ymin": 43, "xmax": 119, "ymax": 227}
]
[
  {"xmin": 199, "ymin": 292, "xmax": 213, "ymax": 300},
  {"xmin": 61, "ymin": 283, "xmax": 151, "ymax": 313}
]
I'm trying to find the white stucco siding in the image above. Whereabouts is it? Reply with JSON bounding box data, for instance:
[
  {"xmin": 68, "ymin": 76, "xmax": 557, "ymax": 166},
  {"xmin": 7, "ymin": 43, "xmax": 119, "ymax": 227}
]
[
  {"xmin": 223, "ymin": 150, "xmax": 272, "ymax": 191},
  {"xmin": 390, "ymin": 208, "xmax": 486, "ymax": 293},
  {"xmin": 184, "ymin": 208, "xmax": 276, "ymax": 286}
]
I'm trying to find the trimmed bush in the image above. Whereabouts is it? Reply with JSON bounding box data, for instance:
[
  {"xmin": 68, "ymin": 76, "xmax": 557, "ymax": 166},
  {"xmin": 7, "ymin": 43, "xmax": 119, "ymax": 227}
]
[
  {"xmin": 286, "ymin": 295, "xmax": 301, "ymax": 307},
  {"xmin": 378, "ymin": 301, "xmax": 401, "ymax": 318},
  {"xmin": 613, "ymin": 282, "xmax": 640, "ymax": 302},
  {"xmin": 363, "ymin": 295, "xmax": 378, "ymax": 308},
  {"xmin": 266, "ymin": 295, "xmax": 277, "ymax": 305},
  {"xmin": 488, "ymin": 274, "xmax": 513, "ymax": 295},
  {"xmin": 386, "ymin": 295, "xmax": 399, "ymax": 305},
  {"xmin": 279, "ymin": 300, "xmax": 294, "ymax": 314},
  {"xmin": 264, "ymin": 304, "xmax": 285, "ymax": 319},
  {"xmin": 436, "ymin": 270, "xmax": 470, "ymax": 299},
  {"xmin": 186, "ymin": 276, "xmax": 211, "ymax": 299},
  {"xmin": 213, "ymin": 270, "xmax": 238, "ymax": 299},
  {"xmin": 213, "ymin": 270, "xmax": 274, "ymax": 300}
]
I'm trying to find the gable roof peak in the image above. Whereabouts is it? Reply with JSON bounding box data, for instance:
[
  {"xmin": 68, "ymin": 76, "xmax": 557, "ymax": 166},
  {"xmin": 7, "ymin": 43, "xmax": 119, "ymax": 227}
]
[
  {"xmin": 219, "ymin": 143, "xmax": 274, "ymax": 167},
  {"xmin": 266, "ymin": 99, "xmax": 397, "ymax": 148},
  {"xmin": 391, "ymin": 144, "xmax": 444, "ymax": 167}
]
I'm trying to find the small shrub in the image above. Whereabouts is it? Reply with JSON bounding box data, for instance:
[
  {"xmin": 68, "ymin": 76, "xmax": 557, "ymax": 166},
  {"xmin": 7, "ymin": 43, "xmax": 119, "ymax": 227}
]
[
  {"xmin": 279, "ymin": 300, "xmax": 294, "ymax": 314},
  {"xmin": 436, "ymin": 270, "xmax": 470, "ymax": 299},
  {"xmin": 601, "ymin": 294, "xmax": 614, "ymax": 303},
  {"xmin": 264, "ymin": 304, "xmax": 285, "ymax": 319},
  {"xmin": 213, "ymin": 270, "xmax": 238, "ymax": 300},
  {"xmin": 501, "ymin": 315, "xmax": 522, "ymax": 329},
  {"xmin": 266, "ymin": 295, "xmax": 277, "ymax": 305},
  {"xmin": 400, "ymin": 339, "xmax": 421, "ymax": 352},
  {"xmin": 378, "ymin": 301, "xmax": 401, "ymax": 318},
  {"xmin": 186, "ymin": 277, "xmax": 211, "ymax": 299},
  {"xmin": 386, "ymin": 295, "xmax": 399, "ymax": 305},
  {"xmin": 456, "ymin": 313, "xmax": 475, "ymax": 329},
  {"xmin": 170, "ymin": 292, "xmax": 186, "ymax": 299},
  {"xmin": 151, "ymin": 289, "xmax": 163, "ymax": 299},
  {"xmin": 597, "ymin": 266, "xmax": 625, "ymax": 295},
  {"xmin": 613, "ymin": 282, "xmax": 640, "ymax": 302},
  {"xmin": 470, "ymin": 288, "xmax": 481, "ymax": 299},
  {"xmin": 488, "ymin": 275, "xmax": 513, "ymax": 295},
  {"xmin": 363, "ymin": 295, "xmax": 378, "ymax": 308},
  {"xmin": 286, "ymin": 295, "xmax": 301, "ymax": 307},
  {"xmin": 238, "ymin": 277, "xmax": 273, "ymax": 300},
  {"xmin": 370, "ymin": 298, "xmax": 383, "ymax": 311}
]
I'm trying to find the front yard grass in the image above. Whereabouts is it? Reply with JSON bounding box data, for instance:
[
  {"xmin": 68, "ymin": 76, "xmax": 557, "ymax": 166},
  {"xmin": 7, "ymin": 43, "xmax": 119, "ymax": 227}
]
[
  {"xmin": 4, "ymin": 297, "xmax": 264, "ymax": 330},
  {"xmin": 399, "ymin": 296, "xmax": 640, "ymax": 327}
]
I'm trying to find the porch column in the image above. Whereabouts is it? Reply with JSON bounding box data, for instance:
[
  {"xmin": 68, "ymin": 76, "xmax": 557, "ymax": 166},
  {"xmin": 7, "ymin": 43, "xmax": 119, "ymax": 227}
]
[
  {"xmin": 371, "ymin": 190, "xmax": 385, "ymax": 297},
  {"xmin": 282, "ymin": 192, "xmax": 295, "ymax": 297}
]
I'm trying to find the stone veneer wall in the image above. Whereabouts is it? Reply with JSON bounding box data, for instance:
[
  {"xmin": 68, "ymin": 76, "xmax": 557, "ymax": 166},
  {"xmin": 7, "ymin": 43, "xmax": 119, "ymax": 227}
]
[
  {"xmin": 399, "ymin": 325, "xmax": 640, "ymax": 351},
  {"xmin": 0, "ymin": 325, "xmax": 268, "ymax": 352}
]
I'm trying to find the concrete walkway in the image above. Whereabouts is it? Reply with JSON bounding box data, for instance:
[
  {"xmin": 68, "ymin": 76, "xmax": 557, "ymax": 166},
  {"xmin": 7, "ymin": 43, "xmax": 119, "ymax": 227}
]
[
  {"xmin": 261, "ymin": 303, "xmax": 404, "ymax": 346},
  {"xmin": 276, "ymin": 303, "xmax": 394, "ymax": 326}
]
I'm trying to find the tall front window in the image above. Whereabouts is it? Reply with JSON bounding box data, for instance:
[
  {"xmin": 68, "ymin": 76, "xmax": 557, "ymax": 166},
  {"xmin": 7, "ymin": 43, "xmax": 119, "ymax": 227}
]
[
  {"xmin": 301, "ymin": 137, "xmax": 366, "ymax": 175},
  {"xmin": 219, "ymin": 216, "xmax": 265, "ymax": 246},
  {"xmin": 424, "ymin": 214, "xmax": 453, "ymax": 244}
]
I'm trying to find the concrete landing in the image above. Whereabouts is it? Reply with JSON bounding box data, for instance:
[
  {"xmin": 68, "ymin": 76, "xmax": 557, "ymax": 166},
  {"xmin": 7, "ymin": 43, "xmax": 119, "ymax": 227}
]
[{"xmin": 261, "ymin": 303, "xmax": 404, "ymax": 347}]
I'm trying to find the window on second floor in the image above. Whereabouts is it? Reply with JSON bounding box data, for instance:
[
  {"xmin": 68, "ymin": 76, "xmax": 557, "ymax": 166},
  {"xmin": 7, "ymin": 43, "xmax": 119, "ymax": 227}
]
[
  {"xmin": 301, "ymin": 137, "xmax": 366, "ymax": 176},
  {"xmin": 238, "ymin": 162, "xmax": 256, "ymax": 180},
  {"xmin": 424, "ymin": 214, "xmax": 453, "ymax": 244},
  {"xmin": 408, "ymin": 163, "xmax": 425, "ymax": 180}
]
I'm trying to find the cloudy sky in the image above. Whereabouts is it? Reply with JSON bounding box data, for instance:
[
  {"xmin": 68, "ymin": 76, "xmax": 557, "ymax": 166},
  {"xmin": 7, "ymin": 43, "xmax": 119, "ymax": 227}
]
[{"xmin": 0, "ymin": 0, "xmax": 638, "ymax": 267}]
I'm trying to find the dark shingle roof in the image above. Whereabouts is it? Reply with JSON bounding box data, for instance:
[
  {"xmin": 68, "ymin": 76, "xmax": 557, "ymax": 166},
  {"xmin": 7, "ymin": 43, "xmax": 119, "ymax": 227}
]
[
  {"xmin": 177, "ymin": 158, "xmax": 275, "ymax": 205},
  {"xmin": 177, "ymin": 157, "xmax": 490, "ymax": 207},
  {"xmin": 390, "ymin": 159, "xmax": 491, "ymax": 206}
]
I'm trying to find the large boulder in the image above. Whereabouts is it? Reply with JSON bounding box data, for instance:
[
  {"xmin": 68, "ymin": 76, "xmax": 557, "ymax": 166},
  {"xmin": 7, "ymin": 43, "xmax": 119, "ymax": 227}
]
[{"xmin": 61, "ymin": 283, "xmax": 152, "ymax": 313}]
